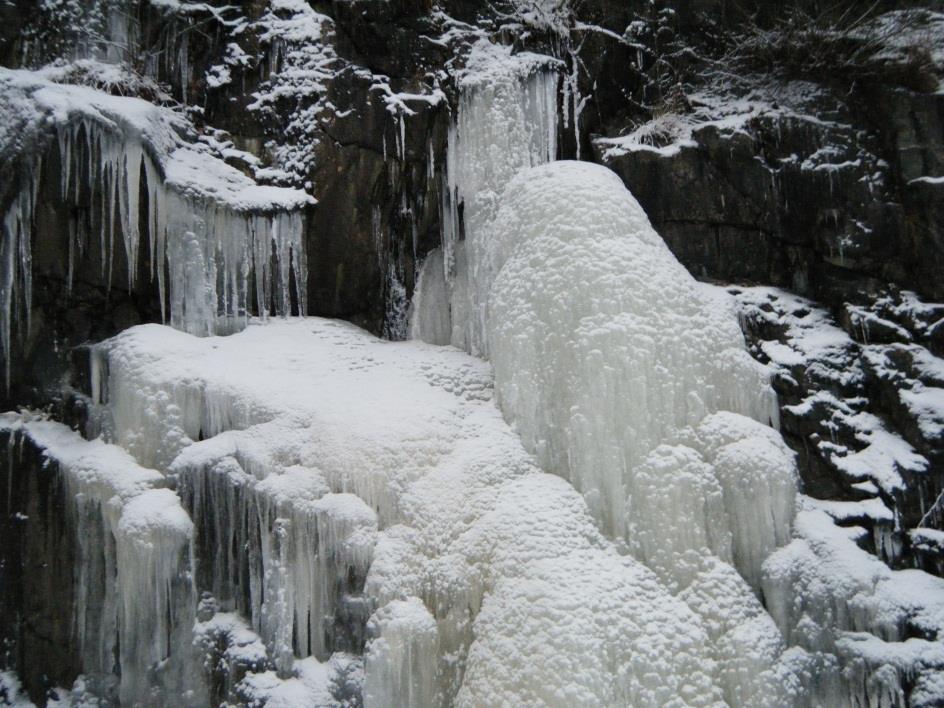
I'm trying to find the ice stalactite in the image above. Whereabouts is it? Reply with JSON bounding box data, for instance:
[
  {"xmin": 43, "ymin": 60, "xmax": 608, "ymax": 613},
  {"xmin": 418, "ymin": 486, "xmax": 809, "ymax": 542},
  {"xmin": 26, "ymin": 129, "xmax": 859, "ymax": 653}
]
[
  {"xmin": 0, "ymin": 167, "xmax": 39, "ymax": 388},
  {"xmin": 561, "ymin": 45, "xmax": 589, "ymax": 160},
  {"xmin": 0, "ymin": 413, "xmax": 200, "ymax": 706},
  {"xmin": 0, "ymin": 68, "xmax": 312, "ymax": 380},
  {"xmin": 56, "ymin": 121, "xmax": 310, "ymax": 336},
  {"xmin": 417, "ymin": 39, "xmax": 559, "ymax": 355},
  {"xmin": 173, "ymin": 431, "xmax": 377, "ymax": 675}
]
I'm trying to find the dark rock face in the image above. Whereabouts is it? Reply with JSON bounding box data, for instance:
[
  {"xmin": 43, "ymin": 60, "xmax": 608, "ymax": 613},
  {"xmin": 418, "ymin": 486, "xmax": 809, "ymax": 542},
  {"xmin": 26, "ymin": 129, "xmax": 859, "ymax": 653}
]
[
  {"xmin": 732, "ymin": 286, "xmax": 944, "ymax": 574},
  {"xmin": 0, "ymin": 430, "xmax": 80, "ymax": 706},
  {"xmin": 597, "ymin": 87, "xmax": 944, "ymax": 306}
]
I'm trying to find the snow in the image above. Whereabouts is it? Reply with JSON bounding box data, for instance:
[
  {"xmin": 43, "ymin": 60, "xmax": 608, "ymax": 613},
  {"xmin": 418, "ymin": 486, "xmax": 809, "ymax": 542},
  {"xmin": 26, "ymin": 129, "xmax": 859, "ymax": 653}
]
[
  {"xmin": 595, "ymin": 83, "xmax": 829, "ymax": 160},
  {"xmin": 763, "ymin": 498, "xmax": 944, "ymax": 705},
  {"xmin": 233, "ymin": 653, "xmax": 361, "ymax": 708},
  {"xmin": 248, "ymin": 0, "xmax": 338, "ymax": 185},
  {"xmin": 864, "ymin": 9, "xmax": 944, "ymax": 73},
  {"xmin": 731, "ymin": 286, "xmax": 931, "ymax": 496},
  {"xmin": 901, "ymin": 386, "xmax": 944, "ymax": 441},
  {"xmin": 507, "ymin": 0, "xmax": 571, "ymax": 35},
  {"xmin": 912, "ymin": 527, "xmax": 944, "ymax": 550},
  {"xmin": 862, "ymin": 344, "xmax": 944, "ymax": 445},
  {"xmin": 0, "ymin": 671, "xmax": 36, "ymax": 707}
]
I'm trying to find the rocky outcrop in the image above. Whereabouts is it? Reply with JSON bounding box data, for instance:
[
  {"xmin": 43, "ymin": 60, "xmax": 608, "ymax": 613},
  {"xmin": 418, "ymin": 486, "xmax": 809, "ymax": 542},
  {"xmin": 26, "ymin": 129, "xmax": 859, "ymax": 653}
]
[
  {"xmin": 596, "ymin": 85, "xmax": 944, "ymax": 306},
  {"xmin": 731, "ymin": 285, "xmax": 944, "ymax": 575}
]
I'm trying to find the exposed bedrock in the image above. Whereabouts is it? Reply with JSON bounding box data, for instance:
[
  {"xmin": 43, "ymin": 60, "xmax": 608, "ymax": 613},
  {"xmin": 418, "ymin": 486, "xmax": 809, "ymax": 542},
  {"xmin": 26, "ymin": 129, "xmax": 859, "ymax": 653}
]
[{"xmin": 595, "ymin": 80, "xmax": 944, "ymax": 306}]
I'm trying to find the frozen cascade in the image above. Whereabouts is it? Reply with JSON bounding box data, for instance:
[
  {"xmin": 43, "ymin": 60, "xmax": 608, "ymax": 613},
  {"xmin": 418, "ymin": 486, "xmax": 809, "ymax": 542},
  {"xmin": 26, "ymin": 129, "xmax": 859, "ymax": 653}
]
[
  {"xmin": 0, "ymin": 68, "xmax": 312, "ymax": 382},
  {"xmin": 414, "ymin": 39, "xmax": 559, "ymax": 356},
  {"xmin": 174, "ymin": 442, "xmax": 377, "ymax": 674},
  {"xmin": 0, "ymin": 413, "xmax": 200, "ymax": 705},
  {"xmin": 413, "ymin": 38, "xmax": 803, "ymax": 706},
  {"xmin": 5, "ymin": 24, "xmax": 937, "ymax": 708},
  {"xmin": 94, "ymin": 319, "xmax": 745, "ymax": 706}
]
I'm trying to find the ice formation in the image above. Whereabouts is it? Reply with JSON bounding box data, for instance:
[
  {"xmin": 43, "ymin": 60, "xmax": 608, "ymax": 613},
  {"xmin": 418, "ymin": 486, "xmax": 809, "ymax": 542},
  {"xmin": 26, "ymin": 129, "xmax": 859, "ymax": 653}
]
[
  {"xmin": 763, "ymin": 499, "xmax": 944, "ymax": 705},
  {"xmin": 87, "ymin": 318, "xmax": 760, "ymax": 706},
  {"xmin": 485, "ymin": 162, "xmax": 783, "ymax": 544},
  {"xmin": 412, "ymin": 43, "xmax": 804, "ymax": 705},
  {"xmin": 0, "ymin": 66, "xmax": 311, "ymax": 379},
  {"xmin": 0, "ymin": 413, "xmax": 198, "ymax": 705},
  {"xmin": 414, "ymin": 39, "xmax": 560, "ymax": 355}
]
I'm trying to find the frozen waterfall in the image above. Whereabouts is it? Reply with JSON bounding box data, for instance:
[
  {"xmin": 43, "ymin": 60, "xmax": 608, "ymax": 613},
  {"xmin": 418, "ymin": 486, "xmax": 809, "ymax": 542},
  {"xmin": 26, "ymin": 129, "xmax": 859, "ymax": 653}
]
[
  {"xmin": 3, "ymin": 20, "xmax": 942, "ymax": 707},
  {"xmin": 412, "ymin": 40, "xmax": 559, "ymax": 355}
]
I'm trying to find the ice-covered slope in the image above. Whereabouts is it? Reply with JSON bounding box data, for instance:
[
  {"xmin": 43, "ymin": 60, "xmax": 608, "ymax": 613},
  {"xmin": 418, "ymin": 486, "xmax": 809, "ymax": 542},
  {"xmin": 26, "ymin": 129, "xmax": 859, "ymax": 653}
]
[{"xmin": 94, "ymin": 317, "xmax": 738, "ymax": 706}]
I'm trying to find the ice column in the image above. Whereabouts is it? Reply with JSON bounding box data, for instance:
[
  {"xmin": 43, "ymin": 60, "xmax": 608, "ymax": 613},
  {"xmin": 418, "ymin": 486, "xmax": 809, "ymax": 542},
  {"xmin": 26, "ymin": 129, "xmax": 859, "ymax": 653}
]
[
  {"xmin": 411, "ymin": 40, "xmax": 559, "ymax": 355},
  {"xmin": 364, "ymin": 598, "xmax": 439, "ymax": 708}
]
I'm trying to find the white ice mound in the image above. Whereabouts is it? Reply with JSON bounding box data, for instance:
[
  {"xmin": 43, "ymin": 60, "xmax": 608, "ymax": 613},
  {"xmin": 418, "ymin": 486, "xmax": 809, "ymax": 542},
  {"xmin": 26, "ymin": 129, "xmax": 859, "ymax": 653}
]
[
  {"xmin": 98, "ymin": 319, "xmax": 732, "ymax": 706},
  {"xmin": 487, "ymin": 161, "xmax": 784, "ymax": 544}
]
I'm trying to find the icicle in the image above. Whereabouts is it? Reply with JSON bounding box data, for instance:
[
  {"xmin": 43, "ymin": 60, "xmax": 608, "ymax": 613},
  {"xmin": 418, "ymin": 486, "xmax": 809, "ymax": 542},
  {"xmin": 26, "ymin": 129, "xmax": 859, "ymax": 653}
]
[
  {"xmin": 398, "ymin": 113, "xmax": 406, "ymax": 162},
  {"xmin": 0, "ymin": 166, "xmax": 40, "ymax": 388},
  {"xmin": 2, "ymin": 96, "xmax": 309, "ymax": 391},
  {"xmin": 121, "ymin": 139, "xmax": 143, "ymax": 287},
  {"xmin": 409, "ymin": 46, "xmax": 559, "ymax": 353}
]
